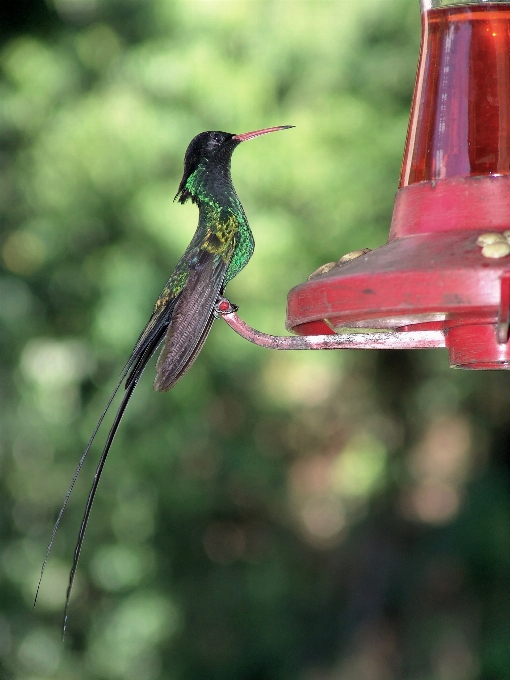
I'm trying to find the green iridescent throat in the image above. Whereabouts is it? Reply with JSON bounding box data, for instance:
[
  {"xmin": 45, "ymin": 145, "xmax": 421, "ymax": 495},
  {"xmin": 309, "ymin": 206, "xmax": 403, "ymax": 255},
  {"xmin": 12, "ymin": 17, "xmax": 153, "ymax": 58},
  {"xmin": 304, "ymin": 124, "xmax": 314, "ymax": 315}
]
[{"xmin": 185, "ymin": 163, "xmax": 255, "ymax": 285}]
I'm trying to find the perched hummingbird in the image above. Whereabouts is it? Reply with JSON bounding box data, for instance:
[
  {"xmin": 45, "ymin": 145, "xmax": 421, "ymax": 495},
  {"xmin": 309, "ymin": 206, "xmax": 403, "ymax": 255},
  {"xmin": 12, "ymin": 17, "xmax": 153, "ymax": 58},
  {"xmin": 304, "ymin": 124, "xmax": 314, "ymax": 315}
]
[{"xmin": 36, "ymin": 125, "xmax": 293, "ymax": 632}]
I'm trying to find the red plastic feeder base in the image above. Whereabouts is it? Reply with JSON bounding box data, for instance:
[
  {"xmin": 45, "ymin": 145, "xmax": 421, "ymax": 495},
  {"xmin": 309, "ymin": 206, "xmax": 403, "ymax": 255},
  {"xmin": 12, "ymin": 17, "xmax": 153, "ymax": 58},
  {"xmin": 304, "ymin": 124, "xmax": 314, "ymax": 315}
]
[{"xmin": 286, "ymin": 176, "xmax": 510, "ymax": 369}]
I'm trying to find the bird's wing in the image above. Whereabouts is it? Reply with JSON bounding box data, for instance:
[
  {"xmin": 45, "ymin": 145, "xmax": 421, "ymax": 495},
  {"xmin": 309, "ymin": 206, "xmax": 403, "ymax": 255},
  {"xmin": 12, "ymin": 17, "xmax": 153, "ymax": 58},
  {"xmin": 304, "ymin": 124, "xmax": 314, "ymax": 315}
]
[
  {"xmin": 124, "ymin": 292, "xmax": 179, "ymax": 390},
  {"xmin": 154, "ymin": 246, "xmax": 231, "ymax": 392}
]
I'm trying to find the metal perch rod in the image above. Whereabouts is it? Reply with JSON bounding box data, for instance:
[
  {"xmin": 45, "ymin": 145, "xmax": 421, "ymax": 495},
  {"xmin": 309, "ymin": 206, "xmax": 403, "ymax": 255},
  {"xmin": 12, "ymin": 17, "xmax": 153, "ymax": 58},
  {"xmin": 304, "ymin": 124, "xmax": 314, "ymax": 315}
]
[{"xmin": 214, "ymin": 298, "xmax": 446, "ymax": 351}]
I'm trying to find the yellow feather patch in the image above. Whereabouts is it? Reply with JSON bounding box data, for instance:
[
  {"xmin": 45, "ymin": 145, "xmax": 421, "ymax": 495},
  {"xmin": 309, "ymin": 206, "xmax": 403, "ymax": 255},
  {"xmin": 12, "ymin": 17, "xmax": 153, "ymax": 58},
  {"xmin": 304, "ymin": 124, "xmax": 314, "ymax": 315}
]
[{"xmin": 202, "ymin": 210, "xmax": 239, "ymax": 261}]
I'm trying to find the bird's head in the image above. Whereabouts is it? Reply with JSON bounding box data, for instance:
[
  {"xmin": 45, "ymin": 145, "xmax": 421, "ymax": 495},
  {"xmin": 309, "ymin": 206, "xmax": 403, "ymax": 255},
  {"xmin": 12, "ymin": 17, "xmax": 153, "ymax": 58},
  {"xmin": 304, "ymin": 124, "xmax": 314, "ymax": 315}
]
[{"xmin": 174, "ymin": 126, "xmax": 293, "ymax": 204}]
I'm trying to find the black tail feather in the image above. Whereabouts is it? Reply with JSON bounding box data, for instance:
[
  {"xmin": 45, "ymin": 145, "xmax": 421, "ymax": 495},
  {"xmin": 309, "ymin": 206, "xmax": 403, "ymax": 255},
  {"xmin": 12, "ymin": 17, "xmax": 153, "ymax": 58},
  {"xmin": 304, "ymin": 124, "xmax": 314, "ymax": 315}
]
[
  {"xmin": 34, "ymin": 361, "xmax": 134, "ymax": 611},
  {"xmin": 62, "ymin": 379, "xmax": 137, "ymax": 637},
  {"xmin": 35, "ymin": 297, "xmax": 175, "ymax": 633},
  {"xmin": 61, "ymin": 326, "xmax": 170, "ymax": 635}
]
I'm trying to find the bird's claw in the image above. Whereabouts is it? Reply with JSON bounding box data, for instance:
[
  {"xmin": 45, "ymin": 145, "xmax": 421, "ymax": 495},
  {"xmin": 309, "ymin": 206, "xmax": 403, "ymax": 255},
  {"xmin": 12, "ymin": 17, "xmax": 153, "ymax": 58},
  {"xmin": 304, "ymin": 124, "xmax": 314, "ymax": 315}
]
[{"xmin": 214, "ymin": 297, "xmax": 238, "ymax": 317}]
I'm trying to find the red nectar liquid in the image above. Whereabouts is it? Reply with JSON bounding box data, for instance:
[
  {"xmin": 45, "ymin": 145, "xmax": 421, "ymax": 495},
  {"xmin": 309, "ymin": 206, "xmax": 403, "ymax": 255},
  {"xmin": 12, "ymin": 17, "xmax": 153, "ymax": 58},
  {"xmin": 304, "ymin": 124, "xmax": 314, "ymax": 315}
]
[{"xmin": 400, "ymin": 4, "xmax": 510, "ymax": 187}]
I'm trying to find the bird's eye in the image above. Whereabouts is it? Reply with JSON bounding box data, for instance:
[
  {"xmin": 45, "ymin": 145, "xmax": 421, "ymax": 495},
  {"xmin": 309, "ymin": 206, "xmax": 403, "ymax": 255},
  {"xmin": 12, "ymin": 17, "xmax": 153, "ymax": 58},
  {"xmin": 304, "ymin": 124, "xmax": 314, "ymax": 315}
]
[{"xmin": 207, "ymin": 135, "xmax": 222, "ymax": 151}]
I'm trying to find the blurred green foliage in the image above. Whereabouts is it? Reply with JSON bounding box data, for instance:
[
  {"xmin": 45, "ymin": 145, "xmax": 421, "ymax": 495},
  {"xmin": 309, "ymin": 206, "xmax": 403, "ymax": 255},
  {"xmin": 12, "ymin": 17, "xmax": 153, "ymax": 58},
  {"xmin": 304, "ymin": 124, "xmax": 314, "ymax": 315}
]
[{"xmin": 1, "ymin": 0, "xmax": 510, "ymax": 678}]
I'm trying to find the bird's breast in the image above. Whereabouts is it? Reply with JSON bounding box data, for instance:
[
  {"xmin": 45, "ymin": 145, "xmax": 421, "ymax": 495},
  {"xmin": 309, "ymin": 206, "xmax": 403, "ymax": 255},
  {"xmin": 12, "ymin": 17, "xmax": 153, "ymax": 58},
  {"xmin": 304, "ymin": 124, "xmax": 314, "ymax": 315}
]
[{"xmin": 202, "ymin": 211, "xmax": 239, "ymax": 261}]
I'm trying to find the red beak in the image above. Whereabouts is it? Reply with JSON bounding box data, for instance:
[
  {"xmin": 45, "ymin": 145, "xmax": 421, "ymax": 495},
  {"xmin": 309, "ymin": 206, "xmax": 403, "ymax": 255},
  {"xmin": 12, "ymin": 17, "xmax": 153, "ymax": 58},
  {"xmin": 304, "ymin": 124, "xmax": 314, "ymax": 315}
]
[{"xmin": 232, "ymin": 125, "xmax": 294, "ymax": 142}]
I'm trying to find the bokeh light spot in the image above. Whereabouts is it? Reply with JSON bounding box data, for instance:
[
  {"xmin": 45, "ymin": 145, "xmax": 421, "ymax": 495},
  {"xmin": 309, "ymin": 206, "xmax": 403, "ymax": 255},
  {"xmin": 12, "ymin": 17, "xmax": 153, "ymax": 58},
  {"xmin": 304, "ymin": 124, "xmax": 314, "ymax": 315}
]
[
  {"xmin": 403, "ymin": 416, "xmax": 472, "ymax": 524},
  {"xmin": 88, "ymin": 592, "xmax": 179, "ymax": 679},
  {"xmin": 17, "ymin": 628, "xmax": 61, "ymax": 675},
  {"xmin": 332, "ymin": 434, "xmax": 387, "ymax": 499},
  {"xmin": 2, "ymin": 231, "xmax": 46, "ymax": 275},
  {"xmin": 301, "ymin": 496, "xmax": 346, "ymax": 540},
  {"xmin": 30, "ymin": 561, "xmax": 72, "ymax": 611},
  {"xmin": 52, "ymin": 0, "xmax": 98, "ymax": 21},
  {"xmin": 404, "ymin": 481, "xmax": 461, "ymax": 525},
  {"xmin": 21, "ymin": 338, "xmax": 94, "ymax": 387},
  {"xmin": 262, "ymin": 352, "xmax": 342, "ymax": 406},
  {"xmin": 76, "ymin": 23, "xmax": 122, "ymax": 69},
  {"xmin": 91, "ymin": 544, "xmax": 145, "ymax": 592}
]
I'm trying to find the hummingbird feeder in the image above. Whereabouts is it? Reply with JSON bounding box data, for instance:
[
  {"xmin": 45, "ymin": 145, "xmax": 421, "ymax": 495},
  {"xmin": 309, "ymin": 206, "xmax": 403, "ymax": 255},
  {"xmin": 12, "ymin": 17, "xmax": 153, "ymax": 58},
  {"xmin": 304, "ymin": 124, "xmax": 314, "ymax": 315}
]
[{"xmin": 218, "ymin": 0, "xmax": 510, "ymax": 369}]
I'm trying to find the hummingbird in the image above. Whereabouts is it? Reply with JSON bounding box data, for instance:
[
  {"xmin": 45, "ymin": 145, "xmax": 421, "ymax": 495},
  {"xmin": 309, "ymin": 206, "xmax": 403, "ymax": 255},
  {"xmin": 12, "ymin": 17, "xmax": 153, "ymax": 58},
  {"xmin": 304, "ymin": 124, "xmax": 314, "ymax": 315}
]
[{"xmin": 35, "ymin": 125, "xmax": 293, "ymax": 632}]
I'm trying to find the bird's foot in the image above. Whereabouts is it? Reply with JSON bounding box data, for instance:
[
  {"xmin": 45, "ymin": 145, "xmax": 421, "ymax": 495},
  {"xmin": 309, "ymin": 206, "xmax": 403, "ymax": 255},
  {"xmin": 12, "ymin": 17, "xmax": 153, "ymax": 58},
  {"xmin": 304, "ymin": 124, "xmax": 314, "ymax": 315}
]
[{"xmin": 214, "ymin": 296, "xmax": 238, "ymax": 317}]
